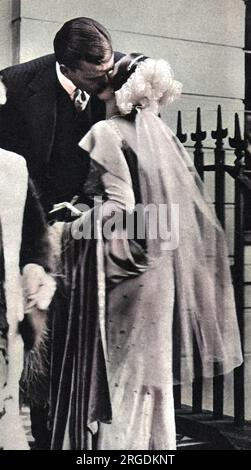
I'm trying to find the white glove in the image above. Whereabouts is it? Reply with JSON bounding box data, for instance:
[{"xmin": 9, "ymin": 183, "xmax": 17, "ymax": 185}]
[{"xmin": 22, "ymin": 263, "xmax": 56, "ymax": 311}]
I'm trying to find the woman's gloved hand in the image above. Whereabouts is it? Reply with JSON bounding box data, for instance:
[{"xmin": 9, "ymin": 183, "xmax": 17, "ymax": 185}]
[
  {"xmin": 22, "ymin": 263, "xmax": 56, "ymax": 311},
  {"xmin": 19, "ymin": 264, "xmax": 56, "ymax": 351}
]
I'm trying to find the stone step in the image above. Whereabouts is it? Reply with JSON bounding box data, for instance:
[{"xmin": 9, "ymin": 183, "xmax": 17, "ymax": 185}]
[{"xmin": 21, "ymin": 407, "xmax": 212, "ymax": 450}]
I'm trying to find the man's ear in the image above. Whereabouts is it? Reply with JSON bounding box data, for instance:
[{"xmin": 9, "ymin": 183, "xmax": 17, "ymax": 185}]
[{"xmin": 60, "ymin": 64, "xmax": 71, "ymax": 79}]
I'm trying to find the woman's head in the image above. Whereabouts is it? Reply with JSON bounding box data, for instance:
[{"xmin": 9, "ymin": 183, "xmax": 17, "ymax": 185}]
[
  {"xmin": 97, "ymin": 53, "xmax": 147, "ymax": 102},
  {"xmin": 111, "ymin": 53, "xmax": 148, "ymax": 93},
  {"xmin": 98, "ymin": 52, "xmax": 182, "ymax": 117}
]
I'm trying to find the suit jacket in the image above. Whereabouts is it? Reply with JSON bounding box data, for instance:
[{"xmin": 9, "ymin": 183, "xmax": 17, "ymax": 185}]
[{"xmin": 0, "ymin": 52, "xmax": 123, "ymax": 196}]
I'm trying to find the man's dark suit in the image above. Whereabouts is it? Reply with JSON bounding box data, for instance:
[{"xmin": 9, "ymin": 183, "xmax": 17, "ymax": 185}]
[
  {"xmin": 0, "ymin": 52, "xmax": 122, "ymax": 219},
  {"xmin": 0, "ymin": 51, "xmax": 123, "ymax": 448}
]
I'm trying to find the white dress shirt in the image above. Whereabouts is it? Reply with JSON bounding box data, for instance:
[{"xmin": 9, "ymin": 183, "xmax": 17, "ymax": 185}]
[{"xmin": 56, "ymin": 62, "xmax": 90, "ymax": 111}]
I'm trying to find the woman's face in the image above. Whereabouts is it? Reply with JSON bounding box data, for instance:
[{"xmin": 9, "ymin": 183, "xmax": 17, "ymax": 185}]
[{"xmin": 96, "ymin": 56, "xmax": 126, "ymax": 102}]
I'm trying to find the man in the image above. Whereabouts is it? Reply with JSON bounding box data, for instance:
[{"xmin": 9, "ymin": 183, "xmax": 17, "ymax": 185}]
[
  {"xmin": 0, "ymin": 17, "xmax": 122, "ymax": 449},
  {"xmin": 0, "ymin": 17, "xmax": 122, "ymax": 219}
]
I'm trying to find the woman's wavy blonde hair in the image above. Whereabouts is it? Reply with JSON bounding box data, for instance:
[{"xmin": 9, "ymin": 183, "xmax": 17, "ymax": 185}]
[{"xmin": 112, "ymin": 53, "xmax": 182, "ymax": 116}]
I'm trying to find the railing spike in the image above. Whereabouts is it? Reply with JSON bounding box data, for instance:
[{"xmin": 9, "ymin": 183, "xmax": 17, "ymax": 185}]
[
  {"xmin": 212, "ymin": 105, "xmax": 228, "ymax": 141},
  {"xmin": 234, "ymin": 113, "xmax": 242, "ymax": 141},
  {"xmin": 196, "ymin": 107, "xmax": 202, "ymax": 133},
  {"xmin": 177, "ymin": 110, "xmax": 182, "ymax": 134},
  {"xmin": 191, "ymin": 107, "xmax": 206, "ymax": 178},
  {"xmin": 176, "ymin": 110, "xmax": 187, "ymax": 143},
  {"xmin": 191, "ymin": 107, "xmax": 207, "ymax": 143},
  {"xmin": 217, "ymin": 104, "xmax": 222, "ymax": 131},
  {"xmin": 229, "ymin": 112, "xmax": 246, "ymax": 166}
]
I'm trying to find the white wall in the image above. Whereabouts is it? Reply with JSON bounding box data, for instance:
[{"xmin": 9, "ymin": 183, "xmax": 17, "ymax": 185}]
[
  {"xmin": 0, "ymin": 0, "xmax": 12, "ymax": 69},
  {"xmin": 17, "ymin": 0, "xmax": 245, "ymax": 140}
]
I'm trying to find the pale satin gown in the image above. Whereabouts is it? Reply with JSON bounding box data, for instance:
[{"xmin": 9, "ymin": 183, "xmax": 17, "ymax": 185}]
[
  {"xmin": 97, "ymin": 253, "xmax": 176, "ymax": 450},
  {"xmin": 80, "ymin": 119, "xmax": 177, "ymax": 450}
]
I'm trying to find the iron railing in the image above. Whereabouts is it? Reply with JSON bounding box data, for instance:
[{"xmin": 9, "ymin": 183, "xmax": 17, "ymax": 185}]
[{"xmin": 174, "ymin": 105, "xmax": 251, "ymax": 427}]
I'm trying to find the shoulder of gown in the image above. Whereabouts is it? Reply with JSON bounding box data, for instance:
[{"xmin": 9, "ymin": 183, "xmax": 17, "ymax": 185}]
[{"xmin": 79, "ymin": 120, "xmax": 132, "ymax": 187}]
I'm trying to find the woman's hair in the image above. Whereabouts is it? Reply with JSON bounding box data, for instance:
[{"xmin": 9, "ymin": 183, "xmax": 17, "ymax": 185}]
[
  {"xmin": 111, "ymin": 52, "xmax": 182, "ymax": 118},
  {"xmin": 54, "ymin": 17, "xmax": 112, "ymax": 68},
  {"xmin": 112, "ymin": 53, "xmax": 148, "ymax": 92}
]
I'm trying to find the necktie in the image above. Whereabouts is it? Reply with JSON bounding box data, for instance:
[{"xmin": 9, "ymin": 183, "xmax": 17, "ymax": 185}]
[{"xmin": 73, "ymin": 88, "xmax": 87, "ymax": 112}]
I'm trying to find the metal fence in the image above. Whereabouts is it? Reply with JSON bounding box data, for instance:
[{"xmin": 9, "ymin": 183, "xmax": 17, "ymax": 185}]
[{"xmin": 174, "ymin": 105, "xmax": 251, "ymax": 427}]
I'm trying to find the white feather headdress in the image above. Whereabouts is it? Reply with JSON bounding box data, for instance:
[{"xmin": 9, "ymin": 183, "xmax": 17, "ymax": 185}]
[{"xmin": 115, "ymin": 58, "xmax": 182, "ymax": 115}]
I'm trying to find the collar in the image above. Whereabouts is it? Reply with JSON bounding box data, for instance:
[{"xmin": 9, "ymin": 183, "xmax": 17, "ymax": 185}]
[{"xmin": 56, "ymin": 62, "xmax": 90, "ymax": 103}]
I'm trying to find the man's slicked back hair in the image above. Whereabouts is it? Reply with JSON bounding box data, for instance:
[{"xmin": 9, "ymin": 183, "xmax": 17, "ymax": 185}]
[{"xmin": 54, "ymin": 17, "xmax": 113, "ymax": 68}]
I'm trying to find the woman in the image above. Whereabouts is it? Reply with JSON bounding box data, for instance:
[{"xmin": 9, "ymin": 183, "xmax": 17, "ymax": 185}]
[{"xmin": 50, "ymin": 54, "xmax": 243, "ymax": 450}]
